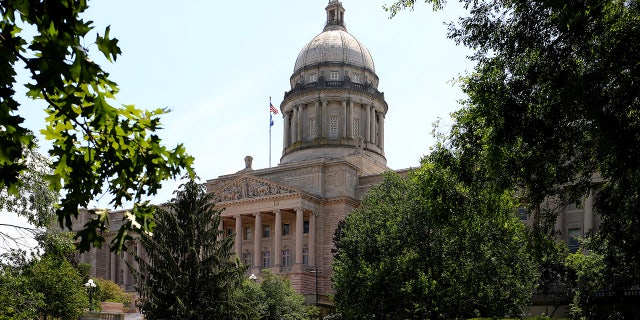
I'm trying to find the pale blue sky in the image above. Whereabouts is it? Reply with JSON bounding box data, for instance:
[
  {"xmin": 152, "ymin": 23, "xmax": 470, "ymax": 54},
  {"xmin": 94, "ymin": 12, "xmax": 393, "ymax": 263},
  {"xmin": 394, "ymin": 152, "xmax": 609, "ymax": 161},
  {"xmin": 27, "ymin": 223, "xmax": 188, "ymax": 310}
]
[{"xmin": 13, "ymin": 1, "xmax": 475, "ymax": 210}]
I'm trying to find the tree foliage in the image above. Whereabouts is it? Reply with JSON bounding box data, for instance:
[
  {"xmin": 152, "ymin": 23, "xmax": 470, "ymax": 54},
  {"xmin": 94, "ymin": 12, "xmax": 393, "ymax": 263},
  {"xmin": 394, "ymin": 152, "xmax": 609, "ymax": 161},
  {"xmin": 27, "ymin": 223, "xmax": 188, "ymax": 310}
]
[
  {"xmin": 332, "ymin": 148, "xmax": 537, "ymax": 319},
  {"xmin": 133, "ymin": 179, "xmax": 250, "ymax": 320},
  {"xmin": 1, "ymin": 0, "xmax": 194, "ymax": 252},
  {"xmin": 94, "ymin": 277, "xmax": 133, "ymax": 310},
  {"xmin": 387, "ymin": 0, "xmax": 640, "ymax": 299},
  {"xmin": 0, "ymin": 230, "xmax": 87, "ymax": 320},
  {"xmin": 254, "ymin": 269, "xmax": 318, "ymax": 320},
  {"xmin": 0, "ymin": 251, "xmax": 44, "ymax": 320}
]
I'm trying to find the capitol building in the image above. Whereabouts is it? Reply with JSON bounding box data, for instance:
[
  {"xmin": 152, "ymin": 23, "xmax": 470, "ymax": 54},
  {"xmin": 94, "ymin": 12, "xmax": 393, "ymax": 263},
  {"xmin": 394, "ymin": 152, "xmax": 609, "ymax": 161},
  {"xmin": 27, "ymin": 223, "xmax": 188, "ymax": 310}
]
[
  {"xmin": 205, "ymin": 0, "xmax": 393, "ymax": 306},
  {"xmin": 74, "ymin": 0, "xmax": 600, "ymax": 313}
]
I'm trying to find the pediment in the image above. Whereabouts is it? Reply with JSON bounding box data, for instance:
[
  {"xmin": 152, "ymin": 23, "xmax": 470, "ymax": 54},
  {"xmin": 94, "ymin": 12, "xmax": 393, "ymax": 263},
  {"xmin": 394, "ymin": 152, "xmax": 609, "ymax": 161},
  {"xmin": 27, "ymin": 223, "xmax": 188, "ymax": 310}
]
[{"xmin": 212, "ymin": 174, "xmax": 299, "ymax": 202}]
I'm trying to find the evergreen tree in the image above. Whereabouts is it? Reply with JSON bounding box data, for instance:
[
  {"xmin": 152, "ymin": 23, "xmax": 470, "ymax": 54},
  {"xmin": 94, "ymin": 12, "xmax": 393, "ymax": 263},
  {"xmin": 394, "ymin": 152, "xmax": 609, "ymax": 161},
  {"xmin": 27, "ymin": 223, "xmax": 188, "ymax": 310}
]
[{"xmin": 133, "ymin": 179, "xmax": 249, "ymax": 319}]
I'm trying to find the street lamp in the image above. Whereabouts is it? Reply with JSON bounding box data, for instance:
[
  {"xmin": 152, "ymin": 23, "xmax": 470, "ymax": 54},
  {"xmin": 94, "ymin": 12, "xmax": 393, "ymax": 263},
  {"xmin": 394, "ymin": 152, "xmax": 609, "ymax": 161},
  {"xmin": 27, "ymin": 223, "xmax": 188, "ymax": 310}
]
[
  {"xmin": 249, "ymin": 273, "xmax": 258, "ymax": 281},
  {"xmin": 309, "ymin": 268, "xmax": 319, "ymax": 307},
  {"xmin": 85, "ymin": 279, "xmax": 97, "ymax": 312}
]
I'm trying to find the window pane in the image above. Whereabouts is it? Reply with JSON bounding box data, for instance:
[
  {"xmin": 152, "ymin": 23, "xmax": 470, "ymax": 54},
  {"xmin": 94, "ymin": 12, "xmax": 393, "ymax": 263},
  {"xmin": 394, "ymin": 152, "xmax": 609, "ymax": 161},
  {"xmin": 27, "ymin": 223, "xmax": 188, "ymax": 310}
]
[
  {"xmin": 263, "ymin": 251, "xmax": 271, "ymax": 268},
  {"xmin": 303, "ymin": 221, "xmax": 309, "ymax": 234},
  {"xmin": 263, "ymin": 225, "xmax": 270, "ymax": 238}
]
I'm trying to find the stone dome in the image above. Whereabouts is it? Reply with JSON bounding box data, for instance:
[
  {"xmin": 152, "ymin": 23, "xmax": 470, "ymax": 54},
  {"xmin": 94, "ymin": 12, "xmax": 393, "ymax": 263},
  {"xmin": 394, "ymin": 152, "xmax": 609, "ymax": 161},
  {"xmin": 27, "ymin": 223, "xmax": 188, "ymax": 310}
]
[{"xmin": 293, "ymin": 28, "xmax": 375, "ymax": 74}]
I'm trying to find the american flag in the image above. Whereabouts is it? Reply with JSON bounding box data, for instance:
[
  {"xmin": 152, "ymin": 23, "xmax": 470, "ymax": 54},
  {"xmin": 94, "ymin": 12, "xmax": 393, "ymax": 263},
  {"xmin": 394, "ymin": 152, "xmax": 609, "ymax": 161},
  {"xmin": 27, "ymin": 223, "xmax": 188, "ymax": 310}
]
[{"xmin": 270, "ymin": 102, "xmax": 279, "ymax": 114}]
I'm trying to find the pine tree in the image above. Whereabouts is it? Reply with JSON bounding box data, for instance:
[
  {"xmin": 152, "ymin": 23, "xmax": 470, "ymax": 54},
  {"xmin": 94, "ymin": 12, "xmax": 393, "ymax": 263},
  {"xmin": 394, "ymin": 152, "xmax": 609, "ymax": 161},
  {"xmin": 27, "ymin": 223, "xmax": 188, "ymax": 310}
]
[{"xmin": 132, "ymin": 179, "xmax": 249, "ymax": 319}]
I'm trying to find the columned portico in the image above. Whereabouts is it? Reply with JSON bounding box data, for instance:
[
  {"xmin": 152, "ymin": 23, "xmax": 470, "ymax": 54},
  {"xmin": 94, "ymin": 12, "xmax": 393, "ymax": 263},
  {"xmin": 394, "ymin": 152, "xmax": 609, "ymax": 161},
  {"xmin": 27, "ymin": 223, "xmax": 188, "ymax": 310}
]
[{"xmin": 224, "ymin": 206, "xmax": 315, "ymax": 275}]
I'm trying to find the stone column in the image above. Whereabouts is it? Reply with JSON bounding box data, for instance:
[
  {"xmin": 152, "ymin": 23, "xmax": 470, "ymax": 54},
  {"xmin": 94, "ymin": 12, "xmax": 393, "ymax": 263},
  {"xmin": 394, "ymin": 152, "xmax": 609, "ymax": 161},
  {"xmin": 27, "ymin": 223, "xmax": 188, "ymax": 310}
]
[
  {"xmin": 584, "ymin": 192, "xmax": 594, "ymax": 232},
  {"xmin": 292, "ymin": 107, "xmax": 298, "ymax": 143},
  {"xmin": 379, "ymin": 112, "xmax": 384, "ymax": 149},
  {"xmin": 110, "ymin": 251, "xmax": 117, "ymax": 282},
  {"xmin": 309, "ymin": 212, "xmax": 316, "ymax": 267},
  {"xmin": 122, "ymin": 253, "xmax": 129, "ymax": 288},
  {"xmin": 297, "ymin": 105, "xmax": 303, "ymax": 142},
  {"xmin": 315, "ymin": 100, "xmax": 321, "ymax": 139},
  {"xmin": 347, "ymin": 100, "xmax": 353, "ymax": 139},
  {"xmin": 295, "ymin": 208, "xmax": 304, "ymax": 268},
  {"xmin": 235, "ymin": 215, "xmax": 242, "ymax": 256},
  {"xmin": 341, "ymin": 100, "xmax": 347, "ymax": 138},
  {"xmin": 370, "ymin": 106, "xmax": 376, "ymax": 145},
  {"xmin": 274, "ymin": 209, "xmax": 282, "ymax": 271},
  {"xmin": 321, "ymin": 100, "xmax": 328, "ymax": 138},
  {"xmin": 253, "ymin": 212, "xmax": 262, "ymax": 270},
  {"xmin": 364, "ymin": 104, "xmax": 371, "ymax": 142},
  {"xmin": 284, "ymin": 112, "xmax": 291, "ymax": 147}
]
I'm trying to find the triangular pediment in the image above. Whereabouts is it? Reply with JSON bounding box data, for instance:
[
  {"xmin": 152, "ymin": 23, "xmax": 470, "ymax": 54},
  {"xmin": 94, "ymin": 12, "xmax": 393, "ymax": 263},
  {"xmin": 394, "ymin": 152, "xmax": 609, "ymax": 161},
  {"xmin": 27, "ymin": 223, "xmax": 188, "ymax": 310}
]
[{"xmin": 212, "ymin": 174, "xmax": 299, "ymax": 202}]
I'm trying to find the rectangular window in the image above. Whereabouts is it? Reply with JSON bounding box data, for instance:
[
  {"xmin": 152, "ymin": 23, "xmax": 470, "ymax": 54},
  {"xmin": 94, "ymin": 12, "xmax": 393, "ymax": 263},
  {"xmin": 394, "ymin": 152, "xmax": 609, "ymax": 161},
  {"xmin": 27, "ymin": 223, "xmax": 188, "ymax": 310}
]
[
  {"xmin": 263, "ymin": 225, "xmax": 271, "ymax": 238},
  {"xmin": 330, "ymin": 71, "xmax": 339, "ymax": 80},
  {"xmin": 329, "ymin": 116, "xmax": 338, "ymax": 137},
  {"xmin": 353, "ymin": 73, "xmax": 360, "ymax": 83},
  {"xmin": 309, "ymin": 73, "xmax": 317, "ymax": 82},
  {"xmin": 282, "ymin": 223, "xmax": 290, "ymax": 236},
  {"xmin": 243, "ymin": 252, "xmax": 252, "ymax": 267},
  {"xmin": 309, "ymin": 118, "xmax": 317, "ymax": 139},
  {"xmin": 282, "ymin": 250, "xmax": 291, "ymax": 267},
  {"xmin": 303, "ymin": 220, "xmax": 310, "ymax": 234},
  {"xmin": 263, "ymin": 251, "xmax": 271, "ymax": 268},
  {"xmin": 569, "ymin": 228, "xmax": 581, "ymax": 253},
  {"xmin": 244, "ymin": 227, "xmax": 252, "ymax": 240},
  {"xmin": 226, "ymin": 228, "xmax": 234, "ymax": 237},
  {"xmin": 352, "ymin": 118, "xmax": 359, "ymax": 138},
  {"xmin": 302, "ymin": 247, "xmax": 309, "ymax": 266}
]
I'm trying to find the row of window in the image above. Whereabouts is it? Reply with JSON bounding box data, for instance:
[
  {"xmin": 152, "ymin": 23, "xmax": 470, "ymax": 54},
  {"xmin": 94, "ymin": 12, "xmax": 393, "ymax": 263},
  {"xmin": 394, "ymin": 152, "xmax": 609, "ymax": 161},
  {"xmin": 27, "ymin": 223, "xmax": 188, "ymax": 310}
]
[
  {"xmin": 227, "ymin": 221, "xmax": 310, "ymax": 240},
  {"xmin": 242, "ymin": 248, "xmax": 309, "ymax": 268},
  {"xmin": 301, "ymin": 72, "xmax": 363, "ymax": 83},
  {"xmin": 306, "ymin": 117, "xmax": 362, "ymax": 139}
]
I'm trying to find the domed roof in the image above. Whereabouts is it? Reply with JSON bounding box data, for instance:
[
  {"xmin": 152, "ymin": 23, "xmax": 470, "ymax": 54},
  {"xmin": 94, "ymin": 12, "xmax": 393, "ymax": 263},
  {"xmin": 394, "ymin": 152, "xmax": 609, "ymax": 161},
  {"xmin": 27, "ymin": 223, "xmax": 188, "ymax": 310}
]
[
  {"xmin": 293, "ymin": 1, "xmax": 375, "ymax": 74},
  {"xmin": 293, "ymin": 28, "xmax": 375, "ymax": 74}
]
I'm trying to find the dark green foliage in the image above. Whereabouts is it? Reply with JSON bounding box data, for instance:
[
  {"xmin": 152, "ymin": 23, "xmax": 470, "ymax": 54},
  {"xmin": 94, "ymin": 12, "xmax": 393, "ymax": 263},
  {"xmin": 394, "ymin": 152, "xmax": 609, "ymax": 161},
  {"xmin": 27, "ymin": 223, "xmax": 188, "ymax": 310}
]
[
  {"xmin": 133, "ymin": 179, "xmax": 250, "ymax": 320},
  {"xmin": 0, "ymin": 251, "xmax": 44, "ymax": 320},
  {"xmin": 0, "ymin": 231, "xmax": 88, "ymax": 320},
  {"xmin": 388, "ymin": 0, "xmax": 640, "ymax": 315},
  {"xmin": 332, "ymin": 148, "xmax": 537, "ymax": 319},
  {"xmin": 1, "ymin": 0, "xmax": 194, "ymax": 252}
]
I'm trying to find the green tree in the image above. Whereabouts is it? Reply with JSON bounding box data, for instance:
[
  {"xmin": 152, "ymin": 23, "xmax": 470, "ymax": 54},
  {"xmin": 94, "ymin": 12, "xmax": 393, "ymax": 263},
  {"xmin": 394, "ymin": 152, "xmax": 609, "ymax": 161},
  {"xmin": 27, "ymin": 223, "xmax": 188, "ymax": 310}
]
[
  {"xmin": 386, "ymin": 0, "xmax": 640, "ymax": 311},
  {"xmin": 0, "ymin": 231, "xmax": 88, "ymax": 320},
  {"xmin": 332, "ymin": 148, "xmax": 537, "ymax": 319},
  {"xmin": 0, "ymin": 251, "xmax": 44, "ymax": 320},
  {"xmin": 27, "ymin": 253, "xmax": 88, "ymax": 319},
  {"xmin": 1, "ymin": 0, "xmax": 194, "ymax": 252},
  {"xmin": 255, "ymin": 269, "xmax": 318, "ymax": 320},
  {"xmin": 133, "ymin": 179, "xmax": 250, "ymax": 319}
]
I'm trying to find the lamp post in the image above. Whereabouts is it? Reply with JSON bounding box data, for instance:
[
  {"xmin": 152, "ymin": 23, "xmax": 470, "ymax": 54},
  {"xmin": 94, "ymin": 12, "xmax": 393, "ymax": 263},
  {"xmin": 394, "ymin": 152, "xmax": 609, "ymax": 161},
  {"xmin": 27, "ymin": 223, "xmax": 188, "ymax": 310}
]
[
  {"xmin": 85, "ymin": 279, "xmax": 97, "ymax": 312},
  {"xmin": 309, "ymin": 268, "xmax": 319, "ymax": 307},
  {"xmin": 249, "ymin": 273, "xmax": 258, "ymax": 282}
]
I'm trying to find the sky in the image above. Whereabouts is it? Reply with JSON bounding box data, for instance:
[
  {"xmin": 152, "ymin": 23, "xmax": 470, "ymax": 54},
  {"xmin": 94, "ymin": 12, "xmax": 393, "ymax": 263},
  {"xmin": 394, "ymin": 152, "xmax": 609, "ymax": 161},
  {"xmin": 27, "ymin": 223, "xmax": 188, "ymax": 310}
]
[{"xmin": 2, "ymin": 1, "xmax": 476, "ymax": 242}]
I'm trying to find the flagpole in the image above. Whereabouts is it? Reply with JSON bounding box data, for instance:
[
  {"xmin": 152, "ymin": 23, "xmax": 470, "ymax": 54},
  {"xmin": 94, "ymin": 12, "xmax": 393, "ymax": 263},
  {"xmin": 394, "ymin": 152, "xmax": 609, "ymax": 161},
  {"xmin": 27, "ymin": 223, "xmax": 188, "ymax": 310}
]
[{"xmin": 269, "ymin": 96, "xmax": 272, "ymax": 168}]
